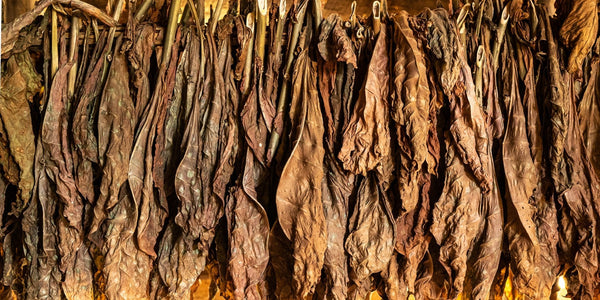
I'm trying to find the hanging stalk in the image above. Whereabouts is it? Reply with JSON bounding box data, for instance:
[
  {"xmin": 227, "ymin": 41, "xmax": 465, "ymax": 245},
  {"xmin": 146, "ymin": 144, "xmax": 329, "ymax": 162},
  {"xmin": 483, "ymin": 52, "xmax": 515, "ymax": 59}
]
[
  {"xmin": 99, "ymin": 0, "xmax": 125, "ymax": 83},
  {"xmin": 92, "ymin": 19, "xmax": 99, "ymax": 42},
  {"xmin": 269, "ymin": 0, "xmax": 286, "ymax": 67},
  {"xmin": 135, "ymin": 0, "xmax": 154, "ymax": 21},
  {"xmin": 456, "ymin": 4, "xmax": 470, "ymax": 52},
  {"xmin": 183, "ymin": 0, "xmax": 203, "ymax": 33},
  {"xmin": 162, "ymin": 0, "xmax": 182, "ymax": 66},
  {"xmin": 372, "ymin": 1, "xmax": 381, "ymax": 35},
  {"xmin": 241, "ymin": 13, "xmax": 256, "ymax": 97},
  {"xmin": 209, "ymin": 0, "xmax": 224, "ymax": 34},
  {"xmin": 475, "ymin": 45, "xmax": 485, "ymax": 105},
  {"xmin": 107, "ymin": 0, "xmax": 125, "ymax": 51},
  {"xmin": 350, "ymin": 1, "xmax": 357, "ymax": 28},
  {"xmin": 266, "ymin": 0, "xmax": 308, "ymax": 158},
  {"xmin": 67, "ymin": 16, "xmax": 80, "ymax": 99},
  {"xmin": 475, "ymin": 0, "xmax": 486, "ymax": 39},
  {"xmin": 51, "ymin": 8, "xmax": 58, "ymax": 78},
  {"xmin": 381, "ymin": 0, "xmax": 388, "ymax": 19},
  {"xmin": 492, "ymin": 6, "xmax": 509, "ymax": 68},
  {"xmin": 255, "ymin": 0, "xmax": 268, "ymax": 63}
]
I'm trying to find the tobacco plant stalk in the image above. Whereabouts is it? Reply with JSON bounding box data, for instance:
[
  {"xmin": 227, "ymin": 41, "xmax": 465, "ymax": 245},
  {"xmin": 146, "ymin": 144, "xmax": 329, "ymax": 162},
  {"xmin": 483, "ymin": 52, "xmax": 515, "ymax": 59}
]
[
  {"xmin": 51, "ymin": 8, "xmax": 58, "ymax": 78},
  {"xmin": 162, "ymin": 0, "xmax": 182, "ymax": 65},
  {"xmin": 255, "ymin": 0, "xmax": 268, "ymax": 63},
  {"xmin": 266, "ymin": 0, "xmax": 308, "ymax": 159},
  {"xmin": 242, "ymin": 13, "xmax": 256, "ymax": 97},
  {"xmin": 67, "ymin": 16, "xmax": 80, "ymax": 99},
  {"xmin": 492, "ymin": 6, "xmax": 509, "ymax": 69},
  {"xmin": 373, "ymin": 1, "xmax": 381, "ymax": 35}
]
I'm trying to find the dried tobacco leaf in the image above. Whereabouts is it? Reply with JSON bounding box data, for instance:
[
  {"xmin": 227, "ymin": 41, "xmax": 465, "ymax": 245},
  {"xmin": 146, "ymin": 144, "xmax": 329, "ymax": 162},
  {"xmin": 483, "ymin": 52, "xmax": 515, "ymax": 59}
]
[
  {"xmin": 225, "ymin": 186, "xmax": 269, "ymax": 300},
  {"xmin": 559, "ymin": 0, "xmax": 598, "ymax": 74},
  {"xmin": 128, "ymin": 30, "xmax": 181, "ymax": 258},
  {"xmin": 163, "ymin": 29, "xmax": 199, "ymax": 198},
  {"xmin": 391, "ymin": 11, "xmax": 431, "ymax": 212},
  {"xmin": 71, "ymin": 31, "xmax": 109, "ymax": 204},
  {"xmin": 542, "ymin": 8, "xmax": 568, "ymax": 193},
  {"xmin": 276, "ymin": 48, "xmax": 326, "ymax": 298},
  {"xmin": 338, "ymin": 23, "xmax": 391, "ymax": 177},
  {"xmin": 580, "ymin": 57, "xmax": 600, "ymax": 176},
  {"xmin": 23, "ymin": 143, "xmax": 62, "ymax": 300},
  {"xmin": 40, "ymin": 31, "xmax": 93, "ymax": 300},
  {"xmin": 0, "ymin": 51, "xmax": 41, "ymax": 213},
  {"xmin": 502, "ymin": 60, "xmax": 545, "ymax": 298},
  {"xmin": 345, "ymin": 175, "xmax": 394, "ymax": 300},
  {"xmin": 268, "ymin": 222, "xmax": 294, "ymax": 300},
  {"xmin": 555, "ymin": 75, "xmax": 600, "ymax": 299},
  {"xmin": 319, "ymin": 153, "xmax": 355, "ymax": 300},
  {"xmin": 318, "ymin": 14, "xmax": 358, "ymax": 154},
  {"xmin": 159, "ymin": 29, "xmax": 227, "ymax": 299},
  {"xmin": 430, "ymin": 39, "xmax": 501, "ymax": 299},
  {"xmin": 240, "ymin": 63, "xmax": 270, "ymax": 165},
  {"xmin": 102, "ymin": 185, "xmax": 153, "ymax": 300},
  {"xmin": 128, "ymin": 25, "xmax": 156, "ymax": 123},
  {"xmin": 0, "ymin": 120, "xmax": 20, "ymax": 187},
  {"xmin": 423, "ymin": 9, "xmax": 461, "ymax": 96},
  {"xmin": 89, "ymin": 42, "xmax": 136, "ymax": 241}
]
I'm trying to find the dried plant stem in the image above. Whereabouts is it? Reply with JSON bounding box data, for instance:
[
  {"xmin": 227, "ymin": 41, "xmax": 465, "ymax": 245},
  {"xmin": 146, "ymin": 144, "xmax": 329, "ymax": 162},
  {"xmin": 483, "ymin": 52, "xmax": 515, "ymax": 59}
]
[
  {"xmin": 51, "ymin": 9, "xmax": 59, "ymax": 79},
  {"xmin": 184, "ymin": 0, "xmax": 203, "ymax": 33},
  {"xmin": 266, "ymin": 0, "xmax": 308, "ymax": 159},
  {"xmin": 475, "ymin": 45, "xmax": 485, "ymax": 105},
  {"xmin": 162, "ymin": 0, "xmax": 182, "ymax": 66},
  {"xmin": 255, "ymin": 0, "xmax": 268, "ymax": 63},
  {"xmin": 350, "ymin": 1, "xmax": 357, "ymax": 28},
  {"xmin": 492, "ymin": 6, "xmax": 509, "ymax": 69},
  {"xmin": 456, "ymin": 4, "xmax": 470, "ymax": 53},
  {"xmin": 209, "ymin": 0, "xmax": 224, "ymax": 34},
  {"xmin": 241, "ymin": 13, "xmax": 256, "ymax": 97},
  {"xmin": 372, "ymin": 1, "xmax": 381, "ymax": 35},
  {"xmin": 475, "ymin": 0, "xmax": 486, "ymax": 38},
  {"xmin": 268, "ymin": 0, "xmax": 286, "ymax": 68},
  {"xmin": 67, "ymin": 16, "xmax": 80, "ymax": 99},
  {"xmin": 134, "ymin": 0, "xmax": 153, "ymax": 21}
]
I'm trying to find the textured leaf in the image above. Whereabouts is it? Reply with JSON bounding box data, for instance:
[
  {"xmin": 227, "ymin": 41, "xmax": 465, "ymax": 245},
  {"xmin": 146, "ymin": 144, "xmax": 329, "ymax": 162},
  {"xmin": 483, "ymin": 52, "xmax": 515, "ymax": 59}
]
[{"xmin": 276, "ymin": 48, "xmax": 326, "ymax": 298}]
